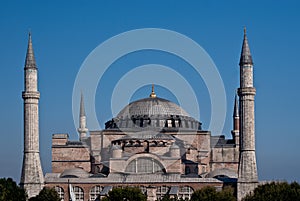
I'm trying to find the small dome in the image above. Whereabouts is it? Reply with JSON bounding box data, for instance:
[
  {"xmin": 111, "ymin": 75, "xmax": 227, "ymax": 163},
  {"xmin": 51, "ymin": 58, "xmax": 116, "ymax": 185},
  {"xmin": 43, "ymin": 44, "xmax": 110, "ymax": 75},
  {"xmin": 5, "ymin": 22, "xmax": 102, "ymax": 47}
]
[{"xmin": 60, "ymin": 168, "xmax": 90, "ymax": 178}]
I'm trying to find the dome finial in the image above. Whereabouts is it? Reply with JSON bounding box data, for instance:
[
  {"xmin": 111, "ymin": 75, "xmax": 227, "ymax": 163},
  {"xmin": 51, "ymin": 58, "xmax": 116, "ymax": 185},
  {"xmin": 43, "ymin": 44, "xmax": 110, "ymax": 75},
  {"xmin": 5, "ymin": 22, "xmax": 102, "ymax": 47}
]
[{"xmin": 149, "ymin": 84, "xmax": 157, "ymax": 98}]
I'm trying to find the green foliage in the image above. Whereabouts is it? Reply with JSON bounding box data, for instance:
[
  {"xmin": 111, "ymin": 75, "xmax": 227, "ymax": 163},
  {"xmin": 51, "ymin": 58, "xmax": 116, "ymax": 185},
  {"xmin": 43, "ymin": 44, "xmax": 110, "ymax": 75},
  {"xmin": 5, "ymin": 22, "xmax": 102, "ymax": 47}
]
[
  {"xmin": 29, "ymin": 187, "xmax": 60, "ymax": 201},
  {"xmin": 242, "ymin": 181, "xmax": 300, "ymax": 201},
  {"xmin": 101, "ymin": 186, "xmax": 147, "ymax": 201},
  {"xmin": 0, "ymin": 178, "xmax": 27, "ymax": 201},
  {"xmin": 191, "ymin": 186, "xmax": 236, "ymax": 201}
]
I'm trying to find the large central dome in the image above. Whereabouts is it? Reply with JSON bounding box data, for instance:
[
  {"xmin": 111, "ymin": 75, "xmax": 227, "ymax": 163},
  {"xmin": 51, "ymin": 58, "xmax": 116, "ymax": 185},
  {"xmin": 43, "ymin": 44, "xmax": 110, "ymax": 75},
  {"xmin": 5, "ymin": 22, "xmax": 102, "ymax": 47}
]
[
  {"xmin": 117, "ymin": 97, "xmax": 190, "ymax": 118},
  {"xmin": 104, "ymin": 86, "xmax": 202, "ymax": 130}
]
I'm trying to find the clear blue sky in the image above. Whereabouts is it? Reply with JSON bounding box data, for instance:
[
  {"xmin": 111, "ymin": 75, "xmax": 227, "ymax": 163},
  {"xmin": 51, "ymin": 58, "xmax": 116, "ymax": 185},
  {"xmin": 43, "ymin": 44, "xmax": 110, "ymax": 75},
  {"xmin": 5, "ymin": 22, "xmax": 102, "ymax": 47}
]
[{"xmin": 0, "ymin": 1, "xmax": 299, "ymax": 183}]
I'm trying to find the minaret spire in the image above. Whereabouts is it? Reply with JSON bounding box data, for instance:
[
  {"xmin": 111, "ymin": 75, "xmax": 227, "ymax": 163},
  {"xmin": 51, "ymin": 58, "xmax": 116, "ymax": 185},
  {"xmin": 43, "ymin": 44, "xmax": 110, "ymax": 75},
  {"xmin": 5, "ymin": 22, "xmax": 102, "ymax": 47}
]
[
  {"xmin": 237, "ymin": 28, "xmax": 258, "ymax": 201},
  {"xmin": 80, "ymin": 92, "xmax": 86, "ymax": 117},
  {"xmin": 231, "ymin": 93, "xmax": 240, "ymax": 146},
  {"xmin": 25, "ymin": 32, "xmax": 37, "ymax": 69},
  {"xmin": 233, "ymin": 93, "xmax": 239, "ymax": 118},
  {"xmin": 239, "ymin": 27, "xmax": 253, "ymax": 66},
  {"xmin": 78, "ymin": 92, "xmax": 88, "ymax": 140},
  {"xmin": 20, "ymin": 32, "xmax": 44, "ymax": 198}
]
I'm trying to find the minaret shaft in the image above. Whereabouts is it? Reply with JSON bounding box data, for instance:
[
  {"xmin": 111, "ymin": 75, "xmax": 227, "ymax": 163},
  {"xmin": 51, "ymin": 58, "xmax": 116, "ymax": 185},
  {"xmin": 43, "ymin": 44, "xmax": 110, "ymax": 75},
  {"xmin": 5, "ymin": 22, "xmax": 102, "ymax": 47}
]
[
  {"xmin": 237, "ymin": 29, "xmax": 258, "ymax": 201},
  {"xmin": 20, "ymin": 33, "xmax": 44, "ymax": 198}
]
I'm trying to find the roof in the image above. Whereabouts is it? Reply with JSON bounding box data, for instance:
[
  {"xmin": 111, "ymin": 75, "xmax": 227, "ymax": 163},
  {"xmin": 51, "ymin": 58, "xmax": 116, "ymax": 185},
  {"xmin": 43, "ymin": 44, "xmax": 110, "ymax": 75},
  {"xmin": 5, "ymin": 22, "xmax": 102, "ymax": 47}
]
[
  {"xmin": 239, "ymin": 28, "xmax": 253, "ymax": 66},
  {"xmin": 45, "ymin": 172, "xmax": 223, "ymax": 184},
  {"xmin": 117, "ymin": 97, "xmax": 190, "ymax": 118},
  {"xmin": 60, "ymin": 168, "xmax": 90, "ymax": 178},
  {"xmin": 25, "ymin": 32, "xmax": 37, "ymax": 69}
]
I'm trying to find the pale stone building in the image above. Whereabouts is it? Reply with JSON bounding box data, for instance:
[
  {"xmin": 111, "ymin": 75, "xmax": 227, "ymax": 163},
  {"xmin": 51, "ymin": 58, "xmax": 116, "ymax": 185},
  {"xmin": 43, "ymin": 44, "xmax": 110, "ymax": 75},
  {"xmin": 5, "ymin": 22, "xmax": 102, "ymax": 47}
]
[{"xmin": 21, "ymin": 29, "xmax": 258, "ymax": 201}]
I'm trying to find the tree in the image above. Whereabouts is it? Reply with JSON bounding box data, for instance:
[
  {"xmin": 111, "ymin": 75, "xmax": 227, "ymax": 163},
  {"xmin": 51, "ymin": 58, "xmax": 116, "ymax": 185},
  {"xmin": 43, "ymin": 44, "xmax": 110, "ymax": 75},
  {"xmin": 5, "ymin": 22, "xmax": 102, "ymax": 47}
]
[
  {"xmin": 191, "ymin": 186, "xmax": 236, "ymax": 201},
  {"xmin": 101, "ymin": 187, "xmax": 147, "ymax": 201},
  {"xmin": 29, "ymin": 187, "xmax": 60, "ymax": 201},
  {"xmin": 242, "ymin": 181, "xmax": 300, "ymax": 201},
  {"xmin": 0, "ymin": 178, "xmax": 27, "ymax": 201}
]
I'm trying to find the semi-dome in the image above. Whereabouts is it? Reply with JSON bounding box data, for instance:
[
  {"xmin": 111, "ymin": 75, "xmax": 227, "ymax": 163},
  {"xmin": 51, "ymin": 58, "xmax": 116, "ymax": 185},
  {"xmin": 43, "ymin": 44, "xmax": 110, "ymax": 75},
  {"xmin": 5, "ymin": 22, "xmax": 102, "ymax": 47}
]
[{"xmin": 105, "ymin": 86, "xmax": 202, "ymax": 130}]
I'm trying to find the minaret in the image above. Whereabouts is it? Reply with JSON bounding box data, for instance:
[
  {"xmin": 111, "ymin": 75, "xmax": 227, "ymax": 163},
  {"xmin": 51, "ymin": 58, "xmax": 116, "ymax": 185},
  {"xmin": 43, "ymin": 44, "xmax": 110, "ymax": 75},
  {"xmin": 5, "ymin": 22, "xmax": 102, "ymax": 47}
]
[
  {"xmin": 237, "ymin": 28, "xmax": 258, "ymax": 200},
  {"xmin": 231, "ymin": 94, "xmax": 240, "ymax": 146},
  {"xmin": 78, "ymin": 93, "xmax": 88, "ymax": 140},
  {"xmin": 20, "ymin": 33, "xmax": 44, "ymax": 198}
]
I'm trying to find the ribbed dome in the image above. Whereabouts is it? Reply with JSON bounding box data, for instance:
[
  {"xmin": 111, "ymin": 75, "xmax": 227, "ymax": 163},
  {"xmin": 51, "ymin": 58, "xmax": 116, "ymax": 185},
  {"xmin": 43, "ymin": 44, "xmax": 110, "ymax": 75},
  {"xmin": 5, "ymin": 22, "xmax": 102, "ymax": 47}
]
[
  {"xmin": 117, "ymin": 97, "xmax": 190, "ymax": 118},
  {"xmin": 105, "ymin": 96, "xmax": 201, "ymax": 130}
]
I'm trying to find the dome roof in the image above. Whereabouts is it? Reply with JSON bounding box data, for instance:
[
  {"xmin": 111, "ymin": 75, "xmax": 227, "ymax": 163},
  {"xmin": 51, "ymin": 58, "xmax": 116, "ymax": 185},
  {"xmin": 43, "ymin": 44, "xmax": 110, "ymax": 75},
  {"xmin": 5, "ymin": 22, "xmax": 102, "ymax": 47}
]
[
  {"xmin": 105, "ymin": 91, "xmax": 202, "ymax": 130},
  {"xmin": 117, "ymin": 97, "xmax": 190, "ymax": 118}
]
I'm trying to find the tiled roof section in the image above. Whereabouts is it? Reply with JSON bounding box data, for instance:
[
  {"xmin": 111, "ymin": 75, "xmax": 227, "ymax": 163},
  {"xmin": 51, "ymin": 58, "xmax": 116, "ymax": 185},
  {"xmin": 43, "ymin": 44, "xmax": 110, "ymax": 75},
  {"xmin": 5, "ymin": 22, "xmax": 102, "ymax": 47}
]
[
  {"xmin": 117, "ymin": 97, "xmax": 190, "ymax": 118},
  {"xmin": 45, "ymin": 173, "xmax": 223, "ymax": 184},
  {"xmin": 239, "ymin": 28, "xmax": 253, "ymax": 66}
]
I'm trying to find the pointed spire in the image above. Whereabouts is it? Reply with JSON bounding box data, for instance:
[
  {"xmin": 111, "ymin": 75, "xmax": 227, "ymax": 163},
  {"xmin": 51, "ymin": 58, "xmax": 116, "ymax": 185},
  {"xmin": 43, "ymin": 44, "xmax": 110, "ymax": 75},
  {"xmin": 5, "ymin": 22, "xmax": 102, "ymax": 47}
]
[
  {"xmin": 233, "ymin": 93, "xmax": 239, "ymax": 117},
  {"xmin": 239, "ymin": 27, "xmax": 253, "ymax": 66},
  {"xmin": 25, "ymin": 32, "xmax": 37, "ymax": 69},
  {"xmin": 80, "ymin": 92, "xmax": 86, "ymax": 117},
  {"xmin": 149, "ymin": 84, "xmax": 157, "ymax": 98}
]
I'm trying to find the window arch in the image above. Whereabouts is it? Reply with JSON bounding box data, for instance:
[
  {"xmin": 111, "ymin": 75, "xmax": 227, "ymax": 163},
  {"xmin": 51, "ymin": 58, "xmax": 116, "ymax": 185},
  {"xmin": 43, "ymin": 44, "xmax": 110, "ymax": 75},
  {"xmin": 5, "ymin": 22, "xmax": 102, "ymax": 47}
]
[
  {"xmin": 156, "ymin": 186, "xmax": 170, "ymax": 199},
  {"xmin": 125, "ymin": 157, "xmax": 165, "ymax": 173},
  {"xmin": 89, "ymin": 185, "xmax": 103, "ymax": 201},
  {"xmin": 178, "ymin": 186, "xmax": 194, "ymax": 200},
  {"xmin": 54, "ymin": 186, "xmax": 64, "ymax": 201},
  {"xmin": 73, "ymin": 186, "xmax": 84, "ymax": 201}
]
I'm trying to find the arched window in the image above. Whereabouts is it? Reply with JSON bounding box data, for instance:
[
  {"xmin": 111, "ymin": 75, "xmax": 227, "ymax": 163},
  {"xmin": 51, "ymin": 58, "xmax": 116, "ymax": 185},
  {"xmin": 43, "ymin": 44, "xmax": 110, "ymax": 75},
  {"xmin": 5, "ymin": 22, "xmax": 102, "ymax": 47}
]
[
  {"xmin": 73, "ymin": 186, "xmax": 84, "ymax": 201},
  {"xmin": 125, "ymin": 157, "xmax": 165, "ymax": 173},
  {"xmin": 89, "ymin": 186, "xmax": 103, "ymax": 201},
  {"xmin": 178, "ymin": 186, "xmax": 194, "ymax": 200},
  {"xmin": 54, "ymin": 186, "xmax": 64, "ymax": 201},
  {"xmin": 156, "ymin": 186, "xmax": 170, "ymax": 199}
]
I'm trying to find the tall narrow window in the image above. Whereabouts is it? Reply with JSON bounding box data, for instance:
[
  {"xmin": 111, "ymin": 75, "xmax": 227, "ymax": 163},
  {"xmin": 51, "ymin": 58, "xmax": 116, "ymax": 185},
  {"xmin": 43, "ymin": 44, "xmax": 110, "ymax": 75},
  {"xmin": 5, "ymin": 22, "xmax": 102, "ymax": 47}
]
[{"xmin": 73, "ymin": 186, "xmax": 84, "ymax": 201}]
